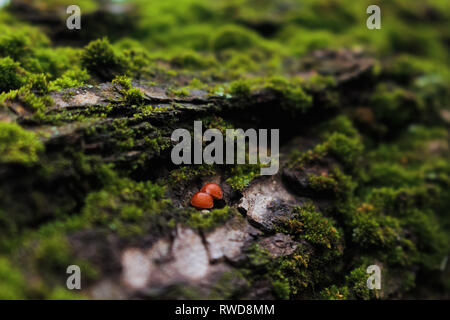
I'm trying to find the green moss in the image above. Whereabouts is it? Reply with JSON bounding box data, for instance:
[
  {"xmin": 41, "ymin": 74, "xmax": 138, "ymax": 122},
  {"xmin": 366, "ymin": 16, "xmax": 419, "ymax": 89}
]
[
  {"xmin": 384, "ymin": 55, "xmax": 440, "ymax": 84},
  {"xmin": 0, "ymin": 257, "xmax": 26, "ymax": 299},
  {"xmin": 0, "ymin": 32, "xmax": 32, "ymax": 61},
  {"xmin": 171, "ymin": 51, "xmax": 216, "ymax": 70},
  {"xmin": 226, "ymin": 164, "xmax": 260, "ymax": 192},
  {"xmin": 209, "ymin": 270, "xmax": 250, "ymax": 299},
  {"xmin": 168, "ymin": 87, "xmax": 189, "ymax": 97},
  {"xmin": 263, "ymin": 76, "xmax": 313, "ymax": 112},
  {"xmin": 33, "ymin": 233, "xmax": 73, "ymax": 273},
  {"xmin": 370, "ymin": 84, "xmax": 425, "ymax": 133},
  {"xmin": 27, "ymin": 73, "xmax": 49, "ymax": 95},
  {"xmin": 0, "ymin": 122, "xmax": 44, "ymax": 164},
  {"xmin": 112, "ymin": 76, "xmax": 145, "ymax": 105},
  {"xmin": 1, "ymin": 84, "xmax": 53, "ymax": 117},
  {"xmin": 81, "ymin": 38, "xmax": 129, "ymax": 81},
  {"xmin": 290, "ymin": 132, "xmax": 363, "ymax": 171},
  {"xmin": 112, "ymin": 75, "xmax": 132, "ymax": 90},
  {"xmin": 82, "ymin": 175, "xmax": 170, "ymax": 238},
  {"xmin": 0, "ymin": 57, "xmax": 26, "ymax": 92},
  {"xmin": 320, "ymin": 285, "xmax": 349, "ymax": 300},
  {"xmin": 211, "ymin": 25, "xmax": 259, "ymax": 53},
  {"xmin": 349, "ymin": 205, "xmax": 401, "ymax": 249},
  {"xmin": 185, "ymin": 206, "xmax": 237, "ymax": 231},
  {"xmin": 367, "ymin": 163, "xmax": 421, "ymax": 188},
  {"xmin": 271, "ymin": 278, "xmax": 291, "ymax": 300},
  {"xmin": 124, "ymin": 88, "xmax": 145, "ymax": 106},
  {"xmin": 48, "ymin": 68, "xmax": 90, "ymax": 91},
  {"xmin": 304, "ymin": 74, "xmax": 337, "ymax": 92},
  {"xmin": 168, "ymin": 164, "xmax": 216, "ymax": 185},
  {"xmin": 0, "ymin": 0, "xmax": 448, "ymax": 300},
  {"xmin": 223, "ymin": 52, "xmax": 258, "ymax": 76},
  {"xmin": 241, "ymin": 243, "xmax": 321, "ymax": 299},
  {"xmin": 187, "ymin": 78, "xmax": 208, "ymax": 90},
  {"xmin": 319, "ymin": 115, "xmax": 359, "ymax": 139},
  {"xmin": 326, "ymin": 133, "xmax": 363, "ymax": 168},
  {"xmin": 229, "ymin": 79, "xmax": 251, "ymax": 97},
  {"xmin": 345, "ymin": 266, "xmax": 377, "ymax": 300},
  {"xmin": 307, "ymin": 173, "xmax": 339, "ymax": 193},
  {"xmin": 279, "ymin": 204, "xmax": 340, "ymax": 250}
]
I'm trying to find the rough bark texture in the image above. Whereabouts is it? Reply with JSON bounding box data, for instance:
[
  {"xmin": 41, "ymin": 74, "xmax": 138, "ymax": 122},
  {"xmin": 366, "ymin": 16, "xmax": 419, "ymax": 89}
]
[{"xmin": 1, "ymin": 0, "xmax": 449, "ymax": 300}]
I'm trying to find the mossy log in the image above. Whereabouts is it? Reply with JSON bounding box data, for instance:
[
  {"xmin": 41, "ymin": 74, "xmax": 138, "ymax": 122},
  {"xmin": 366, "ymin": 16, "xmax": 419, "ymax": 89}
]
[{"xmin": 1, "ymin": 49, "xmax": 448, "ymax": 300}]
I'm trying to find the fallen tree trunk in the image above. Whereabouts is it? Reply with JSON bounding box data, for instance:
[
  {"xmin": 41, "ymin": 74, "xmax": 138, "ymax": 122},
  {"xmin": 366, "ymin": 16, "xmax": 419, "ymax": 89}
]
[{"xmin": 1, "ymin": 49, "xmax": 447, "ymax": 299}]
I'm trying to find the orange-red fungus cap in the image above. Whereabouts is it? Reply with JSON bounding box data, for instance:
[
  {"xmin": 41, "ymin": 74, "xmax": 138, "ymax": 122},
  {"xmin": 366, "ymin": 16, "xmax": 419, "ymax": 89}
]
[
  {"xmin": 200, "ymin": 183, "xmax": 223, "ymax": 200},
  {"xmin": 191, "ymin": 192, "xmax": 214, "ymax": 209}
]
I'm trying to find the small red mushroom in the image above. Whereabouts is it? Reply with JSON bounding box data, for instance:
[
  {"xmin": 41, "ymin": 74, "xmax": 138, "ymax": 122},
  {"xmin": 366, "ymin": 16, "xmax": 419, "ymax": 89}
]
[
  {"xmin": 191, "ymin": 192, "xmax": 214, "ymax": 209},
  {"xmin": 200, "ymin": 183, "xmax": 223, "ymax": 200}
]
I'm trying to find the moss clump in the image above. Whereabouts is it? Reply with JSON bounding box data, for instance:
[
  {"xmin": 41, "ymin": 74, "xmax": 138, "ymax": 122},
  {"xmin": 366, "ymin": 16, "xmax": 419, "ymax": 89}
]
[
  {"xmin": 226, "ymin": 164, "xmax": 260, "ymax": 192},
  {"xmin": 113, "ymin": 76, "xmax": 145, "ymax": 105},
  {"xmin": 209, "ymin": 270, "xmax": 250, "ymax": 299},
  {"xmin": 241, "ymin": 244, "xmax": 318, "ymax": 299},
  {"xmin": 1, "ymin": 84, "xmax": 53, "ymax": 116},
  {"xmin": 319, "ymin": 115, "xmax": 359, "ymax": 140},
  {"xmin": 211, "ymin": 25, "xmax": 259, "ymax": 53},
  {"xmin": 48, "ymin": 68, "xmax": 90, "ymax": 91},
  {"xmin": 84, "ymin": 118, "xmax": 170, "ymax": 158},
  {"xmin": 0, "ymin": 32, "xmax": 32, "ymax": 61},
  {"xmin": 307, "ymin": 167, "xmax": 356, "ymax": 199},
  {"xmin": 345, "ymin": 266, "xmax": 378, "ymax": 300},
  {"xmin": 290, "ymin": 132, "xmax": 363, "ymax": 171},
  {"xmin": 348, "ymin": 203, "xmax": 401, "ymax": 249},
  {"xmin": 369, "ymin": 84, "xmax": 424, "ymax": 134},
  {"xmin": 326, "ymin": 132, "xmax": 363, "ymax": 168},
  {"xmin": 112, "ymin": 75, "xmax": 132, "ymax": 90},
  {"xmin": 0, "ymin": 57, "xmax": 26, "ymax": 93},
  {"xmin": 82, "ymin": 174, "xmax": 170, "ymax": 238},
  {"xmin": 124, "ymin": 88, "xmax": 145, "ymax": 106},
  {"xmin": 0, "ymin": 257, "xmax": 26, "ymax": 299},
  {"xmin": 0, "ymin": 122, "xmax": 44, "ymax": 164},
  {"xmin": 33, "ymin": 233, "xmax": 73, "ymax": 274},
  {"xmin": 383, "ymin": 55, "xmax": 438, "ymax": 84},
  {"xmin": 171, "ymin": 51, "xmax": 216, "ymax": 70},
  {"xmin": 81, "ymin": 38, "xmax": 129, "ymax": 81},
  {"xmin": 19, "ymin": 226, "xmax": 99, "ymax": 296},
  {"xmin": 0, "ymin": 0, "xmax": 448, "ymax": 300},
  {"xmin": 279, "ymin": 204, "xmax": 340, "ymax": 250},
  {"xmin": 185, "ymin": 206, "xmax": 237, "ymax": 231},
  {"xmin": 229, "ymin": 79, "xmax": 251, "ymax": 97},
  {"xmin": 320, "ymin": 265, "xmax": 379, "ymax": 300},
  {"xmin": 263, "ymin": 76, "xmax": 313, "ymax": 112},
  {"xmin": 168, "ymin": 87, "xmax": 189, "ymax": 97},
  {"xmin": 168, "ymin": 164, "xmax": 216, "ymax": 185},
  {"xmin": 320, "ymin": 285, "xmax": 349, "ymax": 300},
  {"xmin": 27, "ymin": 73, "xmax": 49, "ymax": 95}
]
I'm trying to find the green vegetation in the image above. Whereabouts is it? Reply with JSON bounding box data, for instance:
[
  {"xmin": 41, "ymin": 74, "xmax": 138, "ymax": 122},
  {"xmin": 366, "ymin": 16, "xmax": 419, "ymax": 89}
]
[
  {"xmin": 81, "ymin": 174, "xmax": 170, "ymax": 238},
  {"xmin": 185, "ymin": 206, "xmax": 237, "ymax": 231},
  {"xmin": 0, "ymin": 0, "xmax": 448, "ymax": 300},
  {"xmin": 279, "ymin": 204, "xmax": 340, "ymax": 250},
  {"xmin": 0, "ymin": 57, "xmax": 26, "ymax": 92},
  {"xmin": 81, "ymin": 37, "xmax": 129, "ymax": 81},
  {"xmin": 0, "ymin": 122, "xmax": 44, "ymax": 164}
]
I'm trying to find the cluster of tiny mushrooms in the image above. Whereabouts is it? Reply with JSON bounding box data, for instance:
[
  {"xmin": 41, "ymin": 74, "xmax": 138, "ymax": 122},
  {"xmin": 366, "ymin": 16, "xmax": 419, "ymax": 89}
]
[{"xmin": 190, "ymin": 183, "xmax": 223, "ymax": 210}]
